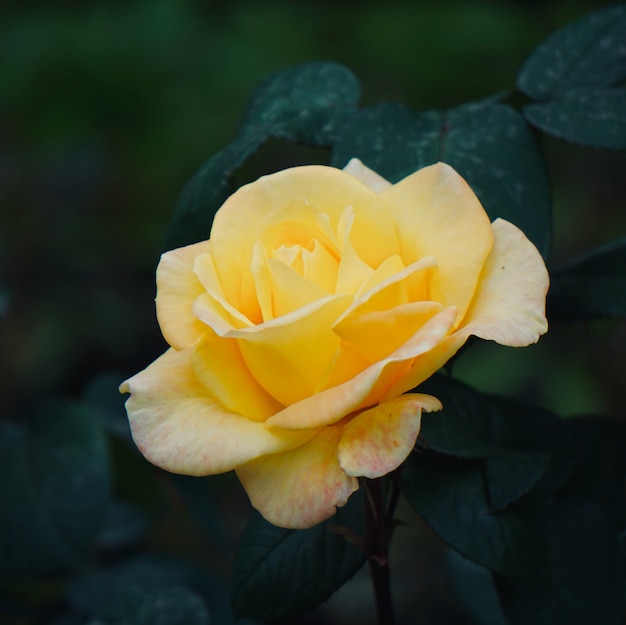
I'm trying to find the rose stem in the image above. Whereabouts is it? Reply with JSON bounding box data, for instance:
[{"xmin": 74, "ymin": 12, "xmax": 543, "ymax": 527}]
[{"xmin": 363, "ymin": 475, "xmax": 398, "ymax": 625}]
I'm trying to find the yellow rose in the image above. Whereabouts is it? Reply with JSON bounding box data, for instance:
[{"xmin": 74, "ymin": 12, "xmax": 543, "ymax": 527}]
[{"xmin": 120, "ymin": 160, "xmax": 548, "ymax": 529}]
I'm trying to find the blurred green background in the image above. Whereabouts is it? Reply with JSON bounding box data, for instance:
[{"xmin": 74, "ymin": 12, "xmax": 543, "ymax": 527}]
[{"xmin": 1, "ymin": 0, "xmax": 624, "ymax": 428}]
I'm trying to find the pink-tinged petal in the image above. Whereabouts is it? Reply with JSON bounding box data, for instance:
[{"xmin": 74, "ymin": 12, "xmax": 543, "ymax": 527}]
[
  {"xmin": 191, "ymin": 337, "xmax": 283, "ymax": 422},
  {"xmin": 156, "ymin": 241, "xmax": 212, "ymax": 349},
  {"xmin": 120, "ymin": 348, "xmax": 317, "ymax": 475},
  {"xmin": 266, "ymin": 306, "xmax": 457, "ymax": 429},
  {"xmin": 333, "ymin": 301, "xmax": 445, "ymax": 362},
  {"xmin": 342, "ymin": 158, "xmax": 392, "ymax": 192},
  {"xmin": 211, "ymin": 166, "xmax": 399, "ymax": 306},
  {"xmin": 381, "ymin": 162, "xmax": 494, "ymax": 323},
  {"xmin": 460, "ymin": 218, "xmax": 549, "ymax": 346},
  {"xmin": 236, "ymin": 425, "xmax": 358, "ymax": 529},
  {"xmin": 228, "ymin": 295, "xmax": 353, "ymax": 405},
  {"xmin": 338, "ymin": 393, "xmax": 442, "ymax": 479}
]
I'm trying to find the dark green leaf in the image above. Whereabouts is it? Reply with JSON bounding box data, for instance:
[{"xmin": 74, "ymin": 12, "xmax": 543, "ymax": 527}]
[
  {"xmin": 231, "ymin": 491, "xmax": 366, "ymax": 620},
  {"xmin": 167, "ymin": 62, "xmax": 360, "ymax": 250},
  {"xmin": 517, "ymin": 5, "xmax": 626, "ymax": 99},
  {"xmin": 495, "ymin": 417, "xmax": 626, "ymax": 625},
  {"xmin": 238, "ymin": 61, "xmax": 360, "ymax": 146},
  {"xmin": 524, "ymin": 88, "xmax": 626, "ymax": 149},
  {"xmin": 548, "ymin": 236, "xmax": 626, "ymax": 321},
  {"xmin": 497, "ymin": 499, "xmax": 625, "ymax": 625},
  {"xmin": 486, "ymin": 450, "xmax": 551, "ymax": 512},
  {"xmin": 0, "ymin": 400, "xmax": 110, "ymax": 577},
  {"xmin": 401, "ymin": 453, "xmax": 536, "ymax": 576},
  {"xmin": 417, "ymin": 375, "xmax": 500, "ymax": 458},
  {"xmin": 100, "ymin": 587, "xmax": 209, "ymax": 625},
  {"xmin": 331, "ymin": 102, "xmax": 441, "ymax": 181},
  {"xmin": 417, "ymin": 376, "xmax": 578, "ymax": 502},
  {"xmin": 332, "ymin": 100, "xmax": 551, "ymax": 257},
  {"xmin": 417, "ymin": 375, "xmax": 558, "ymax": 459},
  {"xmin": 445, "ymin": 549, "xmax": 508, "ymax": 625},
  {"xmin": 165, "ymin": 136, "xmax": 262, "ymax": 250},
  {"xmin": 441, "ymin": 102, "xmax": 551, "ymax": 258}
]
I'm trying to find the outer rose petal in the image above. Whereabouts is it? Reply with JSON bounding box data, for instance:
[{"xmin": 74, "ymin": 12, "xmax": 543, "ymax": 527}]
[
  {"xmin": 156, "ymin": 240, "xmax": 213, "ymax": 349},
  {"xmin": 460, "ymin": 218, "xmax": 549, "ymax": 346},
  {"xmin": 266, "ymin": 305, "xmax": 458, "ymax": 429},
  {"xmin": 211, "ymin": 166, "xmax": 400, "ymax": 311},
  {"xmin": 381, "ymin": 162, "xmax": 494, "ymax": 323},
  {"xmin": 120, "ymin": 348, "xmax": 318, "ymax": 475},
  {"xmin": 343, "ymin": 158, "xmax": 392, "ymax": 192},
  {"xmin": 338, "ymin": 393, "xmax": 442, "ymax": 478},
  {"xmin": 236, "ymin": 425, "xmax": 358, "ymax": 529},
  {"xmin": 381, "ymin": 219, "xmax": 550, "ymax": 400}
]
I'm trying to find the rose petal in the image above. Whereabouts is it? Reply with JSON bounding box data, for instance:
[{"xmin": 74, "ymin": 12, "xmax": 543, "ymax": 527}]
[
  {"xmin": 259, "ymin": 199, "xmax": 339, "ymax": 258},
  {"xmin": 381, "ymin": 162, "xmax": 494, "ymax": 322},
  {"xmin": 156, "ymin": 241, "xmax": 212, "ymax": 349},
  {"xmin": 343, "ymin": 158, "xmax": 392, "ymax": 192},
  {"xmin": 300, "ymin": 239, "xmax": 339, "ymax": 293},
  {"xmin": 339, "ymin": 255, "xmax": 437, "ymax": 321},
  {"xmin": 334, "ymin": 301, "xmax": 445, "ymax": 362},
  {"xmin": 211, "ymin": 166, "xmax": 400, "ymax": 307},
  {"xmin": 316, "ymin": 340, "xmax": 372, "ymax": 391},
  {"xmin": 381, "ymin": 222, "xmax": 548, "ymax": 400},
  {"xmin": 120, "ymin": 348, "xmax": 317, "ymax": 475},
  {"xmin": 355, "ymin": 254, "xmax": 406, "ymax": 297},
  {"xmin": 266, "ymin": 305, "xmax": 458, "ymax": 429},
  {"xmin": 236, "ymin": 425, "xmax": 358, "ymax": 529},
  {"xmin": 381, "ymin": 331, "xmax": 470, "ymax": 401},
  {"xmin": 338, "ymin": 393, "xmax": 442, "ymax": 478},
  {"xmin": 266, "ymin": 256, "xmax": 332, "ymax": 318},
  {"xmin": 460, "ymin": 218, "xmax": 549, "ymax": 346},
  {"xmin": 335, "ymin": 206, "xmax": 376, "ymax": 294},
  {"xmin": 227, "ymin": 294, "xmax": 353, "ymax": 405},
  {"xmin": 193, "ymin": 253, "xmax": 253, "ymax": 330},
  {"xmin": 192, "ymin": 337, "xmax": 283, "ymax": 422}
]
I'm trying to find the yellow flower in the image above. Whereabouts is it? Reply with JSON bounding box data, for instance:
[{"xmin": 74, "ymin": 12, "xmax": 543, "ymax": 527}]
[{"xmin": 120, "ymin": 160, "xmax": 549, "ymax": 529}]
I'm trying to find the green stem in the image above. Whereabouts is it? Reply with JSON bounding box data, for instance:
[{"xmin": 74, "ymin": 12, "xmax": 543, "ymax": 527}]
[{"xmin": 363, "ymin": 476, "xmax": 398, "ymax": 625}]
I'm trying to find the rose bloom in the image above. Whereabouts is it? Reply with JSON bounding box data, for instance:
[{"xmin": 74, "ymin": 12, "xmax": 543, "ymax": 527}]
[{"xmin": 120, "ymin": 159, "xmax": 548, "ymax": 529}]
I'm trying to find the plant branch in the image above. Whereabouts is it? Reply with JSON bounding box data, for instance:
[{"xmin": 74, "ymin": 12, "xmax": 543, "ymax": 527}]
[{"xmin": 362, "ymin": 475, "xmax": 399, "ymax": 625}]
